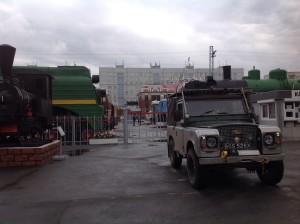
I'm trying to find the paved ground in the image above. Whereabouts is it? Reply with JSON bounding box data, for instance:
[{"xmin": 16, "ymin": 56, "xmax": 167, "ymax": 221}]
[{"xmin": 0, "ymin": 141, "xmax": 300, "ymax": 224}]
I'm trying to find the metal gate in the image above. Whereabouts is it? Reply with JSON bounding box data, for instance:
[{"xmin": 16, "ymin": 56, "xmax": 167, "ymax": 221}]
[
  {"xmin": 47, "ymin": 113, "xmax": 167, "ymax": 147},
  {"xmin": 114, "ymin": 114, "xmax": 167, "ymax": 143}
]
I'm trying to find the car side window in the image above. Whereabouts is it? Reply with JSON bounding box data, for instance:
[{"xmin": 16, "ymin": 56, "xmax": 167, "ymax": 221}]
[{"xmin": 177, "ymin": 102, "xmax": 183, "ymax": 121}]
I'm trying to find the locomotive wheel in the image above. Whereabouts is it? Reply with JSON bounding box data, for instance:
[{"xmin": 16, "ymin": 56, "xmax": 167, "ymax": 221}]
[
  {"xmin": 168, "ymin": 139, "xmax": 182, "ymax": 169},
  {"xmin": 82, "ymin": 130, "xmax": 93, "ymax": 141}
]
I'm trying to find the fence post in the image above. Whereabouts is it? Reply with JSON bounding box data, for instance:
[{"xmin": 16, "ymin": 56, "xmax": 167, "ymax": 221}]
[
  {"xmin": 72, "ymin": 117, "xmax": 76, "ymax": 146},
  {"xmin": 123, "ymin": 102, "xmax": 128, "ymax": 144},
  {"xmin": 93, "ymin": 115, "xmax": 96, "ymax": 137},
  {"xmin": 56, "ymin": 116, "xmax": 59, "ymax": 141}
]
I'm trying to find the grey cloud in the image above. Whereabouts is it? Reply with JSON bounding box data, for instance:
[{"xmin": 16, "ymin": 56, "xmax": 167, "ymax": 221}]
[{"xmin": 1, "ymin": 0, "xmax": 299, "ymax": 76}]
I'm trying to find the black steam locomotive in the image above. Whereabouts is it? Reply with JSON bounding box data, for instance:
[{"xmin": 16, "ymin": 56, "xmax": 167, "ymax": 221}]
[{"xmin": 0, "ymin": 44, "xmax": 53, "ymax": 142}]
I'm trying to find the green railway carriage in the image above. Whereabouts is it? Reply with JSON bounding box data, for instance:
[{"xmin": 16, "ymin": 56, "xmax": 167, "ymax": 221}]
[
  {"xmin": 13, "ymin": 66, "xmax": 104, "ymax": 130},
  {"xmin": 45, "ymin": 66, "xmax": 103, "ymax": 119},
  {"xmin": 243, "ymin": 68, "xmax": 300, "ymax": 92},
  {"xmin": 214, "ymin": 67, "xmax": 300, "ymax": 94}
]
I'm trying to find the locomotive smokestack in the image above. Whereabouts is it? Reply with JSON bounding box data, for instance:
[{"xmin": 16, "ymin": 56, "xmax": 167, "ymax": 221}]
[
  {"xmin": 0, "ymin": 44, "xmax": 16, "ymax": 83},
  {"xmin": 223, "ymin": 65, "xmax": 231, "ymax": 80}
]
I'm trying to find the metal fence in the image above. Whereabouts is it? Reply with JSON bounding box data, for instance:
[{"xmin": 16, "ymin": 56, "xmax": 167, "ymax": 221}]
[
  {"xmin": 47, "ymin": 114, "xmax": 167, "ymax": 147},
  {"xmin": 115, "ymin": 114, "xmax": 167, "ymax": 143},
  {"xmin": 47, "ymin": 116, "xmax": 103, "ymax": 146}
]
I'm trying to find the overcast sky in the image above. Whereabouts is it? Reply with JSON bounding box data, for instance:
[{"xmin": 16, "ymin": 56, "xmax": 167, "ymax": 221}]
[{"xmin": 1, "ymin": 0, "xmax": 299, "ymax": 76}]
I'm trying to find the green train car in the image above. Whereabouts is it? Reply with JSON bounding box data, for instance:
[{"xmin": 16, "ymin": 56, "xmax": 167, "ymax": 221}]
[
  {"xmin": 13, "ymin": 66, "xmax": 104, "ymax": 131},
  {"xmin": 243, "ymin": 68, "xmax": 300, "ymax": 92},
  {"xmin": 215, "ymin": 67, "xmax": 300, "ymax": 92},
  {"xmin": 47, "ymin": 66, "xmax": 103, "ymax": 119}
]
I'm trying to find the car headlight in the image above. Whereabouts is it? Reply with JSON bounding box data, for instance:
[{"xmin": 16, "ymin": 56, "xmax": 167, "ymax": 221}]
[
  {"xmin": 263, "ymin": 134, "xmax": 274, "ymax": 146},
  {"xmin": 207, "ymin": 137, "xmax": 217, "ymax": 148}
]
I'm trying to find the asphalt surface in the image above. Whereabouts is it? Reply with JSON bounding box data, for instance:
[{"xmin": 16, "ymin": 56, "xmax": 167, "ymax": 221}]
[{"xmin": 0, "ymin": 141, "xmax": 300, "ymax": 224}]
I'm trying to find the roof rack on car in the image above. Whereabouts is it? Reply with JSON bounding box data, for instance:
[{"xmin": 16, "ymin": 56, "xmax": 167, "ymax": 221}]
[{"xmin": 168, "ymin": 79, "xmax": 252, "ymax": 98}]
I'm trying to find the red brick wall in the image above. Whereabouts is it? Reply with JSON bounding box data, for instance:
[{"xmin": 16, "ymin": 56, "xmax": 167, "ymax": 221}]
[{"xmin": 0, "ymin": 140, "xmax": 60, "ymax": 167}]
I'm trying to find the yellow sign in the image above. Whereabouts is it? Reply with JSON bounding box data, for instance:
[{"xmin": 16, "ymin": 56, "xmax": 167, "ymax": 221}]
[
  {"xmin": 52, "ymin": 99, "xmax": 96, "ymax": 105},
  {"xmin": 232, "ymin": 129, "xmax": 241, "ymax": 134},
  {"xmin": 221, "ymin": 151, "xmax": 228, "ymax": 158}
]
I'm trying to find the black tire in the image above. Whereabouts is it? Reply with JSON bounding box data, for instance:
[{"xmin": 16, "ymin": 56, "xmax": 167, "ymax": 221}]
[
  {"xmin": 168, "ymin": 139, "xmax": 182, "ymax": 169},
  {"xmin": 257, "ymin": 161, "xmax": 284, "ymax": 185},
  {"xmin": 186, "ymin": 148, "xmax": 205, "ymax": 189}
]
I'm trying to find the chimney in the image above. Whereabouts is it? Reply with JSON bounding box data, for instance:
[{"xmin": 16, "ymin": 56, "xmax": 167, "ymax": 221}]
[
  {"xmin": 0, "ymin": 44, "xmax": 16, "ymax": 83},
  {"xmin": 223, "ymin": 65, "xmax": 231, "ymax": 80}
]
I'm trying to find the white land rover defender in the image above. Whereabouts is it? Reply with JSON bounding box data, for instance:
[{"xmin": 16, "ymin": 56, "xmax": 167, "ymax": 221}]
[{"xmin": 167, "ymin": 79, "xmax": 284, "ymax": 189}]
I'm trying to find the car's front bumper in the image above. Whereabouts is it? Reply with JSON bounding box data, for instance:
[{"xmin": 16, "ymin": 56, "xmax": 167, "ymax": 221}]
[{"xmin": 199, "ymin": 154, "xmax": 284, "ymax": 165}]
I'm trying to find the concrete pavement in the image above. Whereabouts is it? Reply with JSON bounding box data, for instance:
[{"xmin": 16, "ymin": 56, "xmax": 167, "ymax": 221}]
[{"xmin": 0, "ymin": 141, "xmax": 300, "ymax": 224}]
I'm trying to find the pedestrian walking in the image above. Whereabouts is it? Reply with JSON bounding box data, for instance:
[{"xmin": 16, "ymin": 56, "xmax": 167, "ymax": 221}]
[{"xmin": 133, "ymin": 115, "xmax": 136, "ymax": 126}]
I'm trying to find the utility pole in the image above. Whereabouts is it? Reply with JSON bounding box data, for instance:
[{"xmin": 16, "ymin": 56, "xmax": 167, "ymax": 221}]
[
  {"xmin": 123, "ymin": 101, "xmax": 128, "ymax": 144},
  {"xmin": 209, "ymin": 46, "xmax": 217, "ymax": 77}
]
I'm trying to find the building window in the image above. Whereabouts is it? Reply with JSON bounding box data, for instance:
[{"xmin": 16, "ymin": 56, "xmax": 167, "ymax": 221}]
[
  {"xmin": 151, "ymin": 95, "xmax": 160, "ymax": 101},
  {"xmin": 269, "ymin": 103, "xmax": 276, "ymax": 118},
  {"xmin": 262, "ymin": 105, "xmax": 268, "ymax": 118},
  {"xmin": 262, "ymin": 103, "xmax": 276, "ymax": 119},
  {"xmin": 188, "ymin": 73, "xmax": 193, "ymax": 79},
  {"xmin": 284, "ymin": 102, "xmax": 296, "ymax": 119},
  {"xmin": 285, "ymin": 102, "xmax": 293, "ymax": 109},
  {"xmin": 152, "ymin": 73, "xmax": 160, "ymax": 84}
]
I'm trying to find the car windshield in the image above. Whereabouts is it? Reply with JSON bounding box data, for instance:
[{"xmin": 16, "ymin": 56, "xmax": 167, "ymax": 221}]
[{"xmin": 186, "ymin": 99, "xmax": 246, "ymax": 116}]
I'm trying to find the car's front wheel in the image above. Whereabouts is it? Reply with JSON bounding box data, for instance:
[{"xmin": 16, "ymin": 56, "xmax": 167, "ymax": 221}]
[
  {"xmin": 256, "ymin": 161, "xmax": 284, "ymax": 185},
  {"xmin": 186, "ymin": 148, "xmax": 206, "ymax": 189}
]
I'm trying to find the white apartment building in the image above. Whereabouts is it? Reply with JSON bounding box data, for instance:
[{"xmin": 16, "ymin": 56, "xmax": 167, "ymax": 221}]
[{"xmin": 99, "ymin": 64, "xmax": 244, "ymax": 107}]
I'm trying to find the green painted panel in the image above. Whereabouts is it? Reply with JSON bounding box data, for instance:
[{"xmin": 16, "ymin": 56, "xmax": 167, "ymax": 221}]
[
  {"xmin": 38, "ymin": 66, "xmax": 97, "ymax": 100},
  {"xmin": 12, "ymin": 65, "xmax": 104, "ymax": 121},
  {"xmin": 246, "ymin": 79, "xmax": 291, "ymax": 92},
  {"xmin": 269, "ymin": 68, "xmax": 287, "ymax": 80},
  {"xmin": 59, "ymin": 104, "xmax": 104, "ymax": 117},
  {"xmin": 244, "ymin": 69, "xmax": 260, "ymax": 80},
  {"xmin": 57, "ymin": 104, "xmax": 104, "ymax": 129}
]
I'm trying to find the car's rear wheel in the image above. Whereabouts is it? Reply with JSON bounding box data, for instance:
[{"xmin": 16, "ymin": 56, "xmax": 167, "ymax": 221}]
[{"xmin": 168, "ymin": 139, "xmax": 182, "ymax": 169}]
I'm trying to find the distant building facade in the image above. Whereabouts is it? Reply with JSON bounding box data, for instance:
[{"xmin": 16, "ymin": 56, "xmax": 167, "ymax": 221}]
[
  {"xmin": 99, "ymin": 64, "xmax": 244, "ymax": 107},
  {"xmin": 287, "ymin": 72, "xmax": 300, "ymax": 80},
  {"xmin": 137, "ymin": 83, "xmax": 178, "ymax": 113},
  {"xmin": 251, "ymin": 90, "xmax": 300, "ymax": 141}
]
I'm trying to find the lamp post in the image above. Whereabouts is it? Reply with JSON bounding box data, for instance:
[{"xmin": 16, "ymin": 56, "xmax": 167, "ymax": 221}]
[{"xmin": 123, "ymin": 102, "xmax": 128, "ymax": 144}]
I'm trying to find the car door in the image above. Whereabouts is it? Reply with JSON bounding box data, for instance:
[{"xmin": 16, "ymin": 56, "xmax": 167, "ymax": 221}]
[{"xmin": 173, "ymin": 101, "xmax": 185, "ymax": 155}]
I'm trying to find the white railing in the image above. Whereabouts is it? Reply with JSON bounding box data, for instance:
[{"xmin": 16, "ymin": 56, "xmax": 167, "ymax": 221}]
[{"xmin": 46, "ymin": 113, "xmax": 167, "ymax": 147}]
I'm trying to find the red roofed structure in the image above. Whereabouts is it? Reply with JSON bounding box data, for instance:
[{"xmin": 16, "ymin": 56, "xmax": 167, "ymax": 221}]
[{"xmin": 137, "ymin": 83, "xmax": 178, "ymax": 113}]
